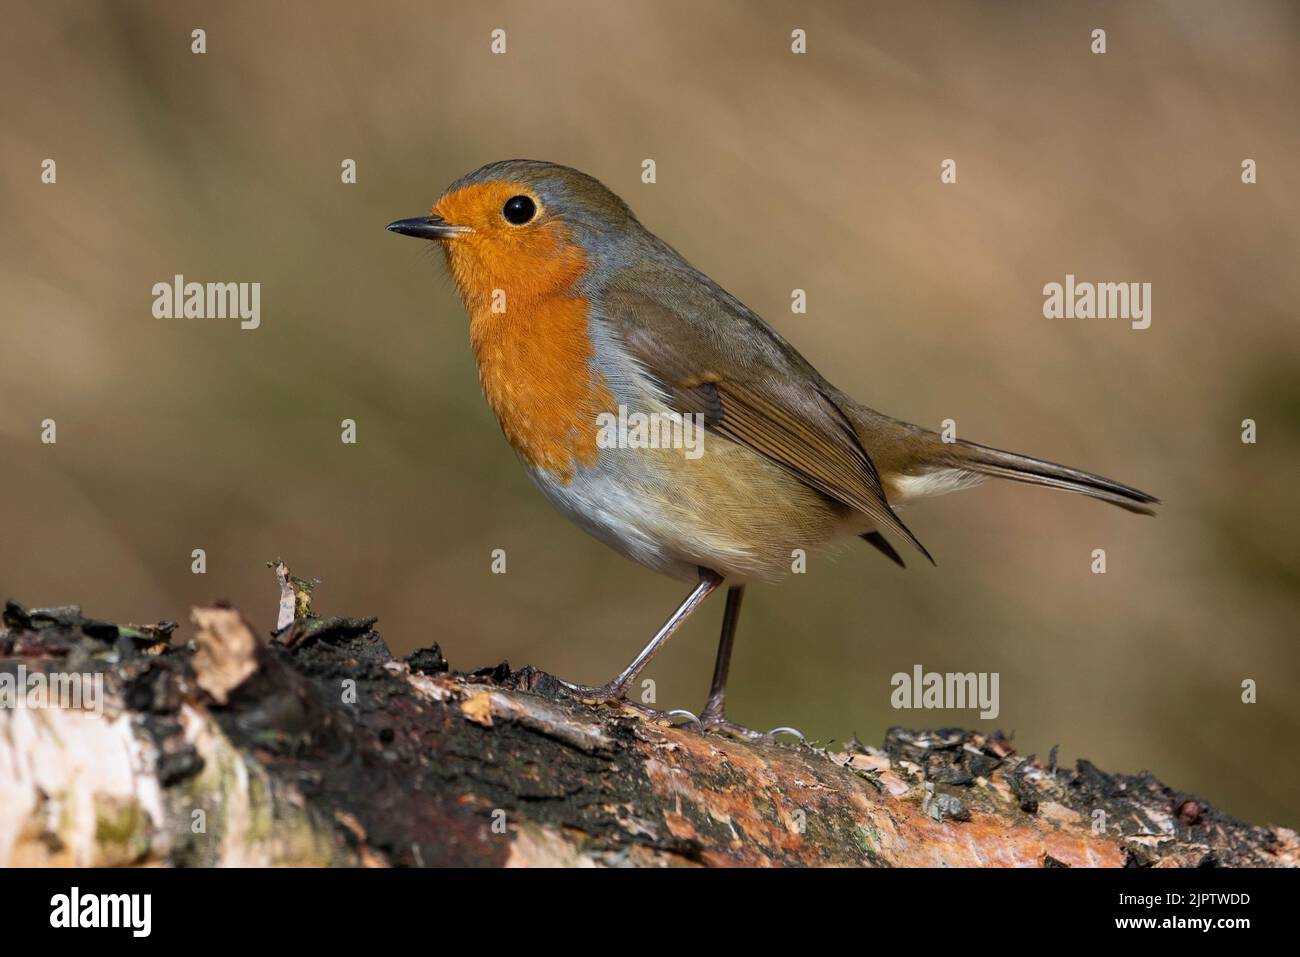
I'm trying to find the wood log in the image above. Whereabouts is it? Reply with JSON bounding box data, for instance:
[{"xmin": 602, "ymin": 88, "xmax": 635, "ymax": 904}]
[{"xmin": 1, "ymin": 569, "xmax": 1294, "ymax": 868}]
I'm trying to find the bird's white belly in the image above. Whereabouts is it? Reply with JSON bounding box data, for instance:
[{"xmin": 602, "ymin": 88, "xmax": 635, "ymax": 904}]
[
  {"xmin": 524, "ymin": 437, "xmax": 863, "ymax": 584},
  {"xmin": 526, "ymin": 461, "xmax": 702, "ymax": 580}
]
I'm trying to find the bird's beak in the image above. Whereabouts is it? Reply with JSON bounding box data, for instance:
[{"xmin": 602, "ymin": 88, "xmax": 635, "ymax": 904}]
[{"xmin": 385, "ymin": 215, "xmax": 473, "ymax": 240}]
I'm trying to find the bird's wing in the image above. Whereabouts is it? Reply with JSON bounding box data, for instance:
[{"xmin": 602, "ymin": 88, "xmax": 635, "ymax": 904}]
[{"xmin": 597, "ymin": 262, "xmax": 932, "ymax": 562}]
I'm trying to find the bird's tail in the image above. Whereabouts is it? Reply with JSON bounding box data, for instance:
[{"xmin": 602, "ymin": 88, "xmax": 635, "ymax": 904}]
[
  {"xmin": 940, "ymin": 439, "xmax": 1159, "ymax": 515},
  {"xmin": 842, "ymin": 403, "xmax": 1159, "ymax": 516}
]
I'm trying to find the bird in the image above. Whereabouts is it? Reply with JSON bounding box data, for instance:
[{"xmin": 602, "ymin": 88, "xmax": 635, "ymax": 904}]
[{"xmin": 387, "ymin": 159, "xmax": 1158, "ymax": 739}]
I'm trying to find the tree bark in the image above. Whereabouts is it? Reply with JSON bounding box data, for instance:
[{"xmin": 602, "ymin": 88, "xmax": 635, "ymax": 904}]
[{"xmin": 1, "ymin": 569, "xmax": 1295, "ymax": 868}]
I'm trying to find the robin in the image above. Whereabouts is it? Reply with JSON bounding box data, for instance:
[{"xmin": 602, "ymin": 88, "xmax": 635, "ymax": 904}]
[{"xmin": 387, "ymin": 160, "xmax": 1158, "ymax": 739}]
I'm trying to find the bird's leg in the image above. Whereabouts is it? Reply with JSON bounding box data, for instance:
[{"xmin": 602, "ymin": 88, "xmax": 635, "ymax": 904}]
[
  {"xmin": 560, "ymin": 568, "xmax": 723, "ymax": 713},
  {"xmin": 701, "ymin": 585, "xmax": 743, "ymax": 720},
  {"xmin": 697, "ymin": 585, "xmax": 761, "ymax": 738},
  {"xmin": 699, "ymin": 585, "xmax": 805, "ymax": 744}
]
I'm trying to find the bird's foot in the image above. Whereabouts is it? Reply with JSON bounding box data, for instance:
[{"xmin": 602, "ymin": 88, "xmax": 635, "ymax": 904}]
[
  {"xmin": 557, "ymin": 679, "xmax": 701, "ymax": 728},
  {"xmin": 556, "ymin": 678, "xmax": 626, "ymax": 706},
  {"xmin": 557, "ymin": 680, "xmax": 802, "ymax": 739},
  {"xmin": 623, "ymin": 701, "xmax": 703, "ymax": 728},
  {"xmin": 699, "ymin": 709, "xmax": 806, "ymax": 744}
]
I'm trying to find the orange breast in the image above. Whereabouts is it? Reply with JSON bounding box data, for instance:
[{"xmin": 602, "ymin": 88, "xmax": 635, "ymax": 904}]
[
  {"xmin": 436, "ymin": 183, "xmax": 614, "ymax": 482},
  {"xmin": 469, "ymin": 292, "xmax": 614, "ymax": 481}
]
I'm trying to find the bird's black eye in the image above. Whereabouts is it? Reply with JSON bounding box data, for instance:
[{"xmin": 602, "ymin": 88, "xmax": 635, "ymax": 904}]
[{"xmin": 502, "ymin": 195, "xmax": 536, "ymax": 225}]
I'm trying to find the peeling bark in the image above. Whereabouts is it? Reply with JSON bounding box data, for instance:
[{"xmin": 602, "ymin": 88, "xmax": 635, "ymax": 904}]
[{"xmin": 0, "ymin": 586, "xmax": 1295, "ymax": 868}]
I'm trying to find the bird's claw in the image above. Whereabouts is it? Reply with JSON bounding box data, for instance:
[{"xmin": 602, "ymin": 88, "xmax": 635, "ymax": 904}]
[
  {"xmin": 699, "ymin": 714, "xmax": 806, "ymax": 744},
  {"xmin": 763, "ymin": 725, "xmax": 807, "ymax": 744},
  {"xmin": 661, "ymin": 707, "xmax": 704, "ymax": 729},
  {"xmin": 557, "ymin": 681, "xmax": 702, "ymax": 728},
  {"xmin": 557, "ymin": 679, "xmax": 800, "ymax": 741},
  {"xmin": 623, "ymin": 701, "xmax": 703, "ymax": 728},
  {"xmin": 557, "ymin": 679, "xmax": 627, "ymax": 706}
]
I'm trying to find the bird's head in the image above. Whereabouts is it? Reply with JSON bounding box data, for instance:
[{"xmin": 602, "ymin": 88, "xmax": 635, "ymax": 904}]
[{"xmin": 387, "ymin": 160, "xmax": 641, "ymax": 312}]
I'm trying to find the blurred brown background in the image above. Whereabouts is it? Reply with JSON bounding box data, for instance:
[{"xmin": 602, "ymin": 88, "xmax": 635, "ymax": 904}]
[{"xmin": 2, "ymin": 1, "xmax": 1297, "ymax": 826}]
